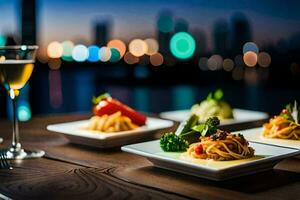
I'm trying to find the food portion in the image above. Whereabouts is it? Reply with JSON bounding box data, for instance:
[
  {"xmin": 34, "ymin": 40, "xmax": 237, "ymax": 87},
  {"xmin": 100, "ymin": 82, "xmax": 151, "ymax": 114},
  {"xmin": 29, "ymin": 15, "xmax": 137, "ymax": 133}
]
[
  {"xmin": 92, "ymin": 93, "xmax": 146, "ymax": 126},
  {"xmin": 187, "ymin": 131, "xmax": 254, "ymax": 161},
  {"xmin": 262, "ymin": 101, "xmax": 300, "ymax": 140},
  {"xmin": 191, "ymin": 89, "xmax": 233, "ymax": 121},
  {"xmin": 160, "ymin": 115, "xmax": 254, "ymax": 161},
  {"xmin": 82, "ymin": 93, "xmax": 146, "ymax": 132},
  {"xmin": 83, "ymin": 111, "xmax": 139, "ymax": 132}
]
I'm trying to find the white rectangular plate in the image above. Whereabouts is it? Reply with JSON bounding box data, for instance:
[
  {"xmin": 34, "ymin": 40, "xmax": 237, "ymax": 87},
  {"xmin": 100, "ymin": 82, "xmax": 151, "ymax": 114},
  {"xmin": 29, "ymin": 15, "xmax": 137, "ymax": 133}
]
[
  {"xmin": 160, "ymin": 108, "xmax": 268, "ymax": 125},
  {"xmin": 241, "ymin": 127, "xmax": 300, "ymax": 150},
  {"xmin": 47, "ymin": 117, "xmax": 174, "ymax": 148},
  {"xmin": 122, "ymin": 140, "xmax": 299, "ymax": 180}
]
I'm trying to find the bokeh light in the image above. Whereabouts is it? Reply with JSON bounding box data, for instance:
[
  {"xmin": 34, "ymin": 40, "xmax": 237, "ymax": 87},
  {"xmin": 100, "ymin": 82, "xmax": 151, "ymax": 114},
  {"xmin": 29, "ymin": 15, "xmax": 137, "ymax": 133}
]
[
  {"xmin": 0, "ymin": 35, "xmax": 6, "ymax": 46},
  {"xmin": 61, "ymin": 41, "xmax": 74, "ymax": 61},
  {"xmin": 21, "ymin": 45, "xmax": 27, "ymax": 51},
  {"xmin": 223, "ymin": 58, "xmax": 234, "ymax": 71},
  {"xmin": 234, "ymin": 55, "xmax": 244, "ymax": 67},
  {"xmin": 0, "ymin": 56, "xmax": 6, "ymax": 61},
  {"xmin": 48, "ymin": 58, "xmax": 62, "ymax": 70},
  {"xmin": 207, "ymin": 55, "xmax": 223, "ymax": 70},
  {"xmin": 124, "ymin": 52, "xmax": 139, "ymax": 64},
  {"xmin": 98, "ymin": 47, "xmax": 111, "ymax": 62},
  {"xmin": 243, "ymin": 51, "xmax": 257, "ymax": 67},
  {"xmin": 17, "ymin": 101, "xmax": 31, "ymax": 121},
  {"xmin": 129, "ymin": 39, "xmax": 148, "ymax": 57},
  {"xmin": 144, "ymin": 38, "xmax": 159, "ymax": 55},
  {"xmin": 170, "ymin": 32, "xmax": 196, "ymax": 60},
  {"xmin": 47, "ymin": 41, "xmax": 63, "ymax": 58},
  {"xmin": 87, "ymin": 45, "xmax": 100, "ymax": 62},
  {"xmin": 150, "ymin": 53, "xmax": 164, "ymax": 66},
  {"xmin": 72, "ymin": 44, "xmax": 88, "ymax": 62},
  {"xmin": 110, "ymin": 48, "xmax": 121, "ymax": 62},
  {"xmin": 107, "ymin": 39, "xmax": 126, "ymax": 57},
  {"xmin": 243, "ymin": 42, "xmax": 259, "ymax": 54},
  {"xmin": 198, "ymin": 57, "xmax": 208, "ymax": 71},
  {"xmin": 258, "ymin": 52, "xmax": 271, "ymax": 67}
]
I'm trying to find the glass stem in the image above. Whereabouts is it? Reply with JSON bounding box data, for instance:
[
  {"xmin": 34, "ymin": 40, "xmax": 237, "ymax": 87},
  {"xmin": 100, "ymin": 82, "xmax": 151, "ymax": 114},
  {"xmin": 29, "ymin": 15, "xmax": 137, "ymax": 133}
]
[{"xmin": 11, "ymin": 91, "xmax": 21, "ymax": 152}]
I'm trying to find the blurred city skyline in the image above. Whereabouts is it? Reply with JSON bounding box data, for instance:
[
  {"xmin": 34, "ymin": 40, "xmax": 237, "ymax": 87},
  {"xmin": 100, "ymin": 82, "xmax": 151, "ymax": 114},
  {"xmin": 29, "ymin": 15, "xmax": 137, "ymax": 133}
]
[
  {"xmin": 1, "ymin": 0, "xmax": 300, "ymax": 51},
  {"xmin": 0, "ymin": 0, "xmax": 300, "ymax": 119}
]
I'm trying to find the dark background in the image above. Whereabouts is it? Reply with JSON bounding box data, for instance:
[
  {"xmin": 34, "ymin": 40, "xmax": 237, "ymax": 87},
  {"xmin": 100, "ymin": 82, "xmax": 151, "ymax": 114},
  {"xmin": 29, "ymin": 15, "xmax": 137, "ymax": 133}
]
[{"xmin": 0, "ymin": 0, "xmax": 300, "ymax": 121}]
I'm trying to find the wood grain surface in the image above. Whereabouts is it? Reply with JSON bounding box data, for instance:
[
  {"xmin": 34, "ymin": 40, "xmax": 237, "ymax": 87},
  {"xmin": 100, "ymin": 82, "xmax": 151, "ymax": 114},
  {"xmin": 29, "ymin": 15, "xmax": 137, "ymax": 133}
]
[{"xmin": 0, "ymin": 114, "xmax": 299, "ymax": 200}]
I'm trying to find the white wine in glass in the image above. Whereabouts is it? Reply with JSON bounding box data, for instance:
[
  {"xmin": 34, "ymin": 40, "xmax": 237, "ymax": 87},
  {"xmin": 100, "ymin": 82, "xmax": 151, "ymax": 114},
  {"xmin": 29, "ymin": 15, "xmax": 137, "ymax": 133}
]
[{"xmin": 0, "ymin": 46, "xmax": 44, "ymax": 159}]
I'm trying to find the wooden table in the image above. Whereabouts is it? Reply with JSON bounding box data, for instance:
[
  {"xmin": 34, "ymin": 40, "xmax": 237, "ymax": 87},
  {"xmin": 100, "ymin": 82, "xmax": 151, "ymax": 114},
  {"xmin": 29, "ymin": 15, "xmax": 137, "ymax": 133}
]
[{"xmin": 0, "ymin": 114, "xmax": 299, "ymax": 200}]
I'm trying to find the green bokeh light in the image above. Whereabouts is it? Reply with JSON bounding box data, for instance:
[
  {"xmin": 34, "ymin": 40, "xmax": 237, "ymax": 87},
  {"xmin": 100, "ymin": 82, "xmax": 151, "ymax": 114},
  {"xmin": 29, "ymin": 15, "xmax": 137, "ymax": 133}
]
[
  {"xmin": 0, "ymin": 35, "xmax": 7, "ymax": 46},
  {"xmin": 170, "ymin": 32, "xmax": 196, "ymax": 59},
  {"xmin": 18, "ymin": 105, "xmax": 31, "ymax": 121},
  {"xmin": 110, "ymin": 48, "xmax": 121, "ymax": 62}
]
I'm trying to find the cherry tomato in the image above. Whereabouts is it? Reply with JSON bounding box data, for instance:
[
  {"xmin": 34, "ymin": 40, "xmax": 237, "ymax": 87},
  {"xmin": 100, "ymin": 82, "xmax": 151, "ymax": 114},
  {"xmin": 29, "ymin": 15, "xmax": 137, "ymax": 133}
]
[{"xmin": 194, "ymin": 144, "xmax": 203, "ymax": 155}]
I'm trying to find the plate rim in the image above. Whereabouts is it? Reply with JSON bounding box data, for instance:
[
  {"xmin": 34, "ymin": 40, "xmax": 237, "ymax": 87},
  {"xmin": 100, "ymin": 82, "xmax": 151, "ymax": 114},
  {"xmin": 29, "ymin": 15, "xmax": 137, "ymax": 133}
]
[
  {"xmin": 46, "ymin": 117, "xmax": 174, "ymax": 140},
  {"xmin": 121, "ymin": 139, "xmax": 300, "ymax": 173},
  {"xmin": 159, "ymin": 108, "xmax": 269, "ymax": 124},
  {"xmin": 237, "ymin": 127, "xmax": 300, "ymax": 150}
]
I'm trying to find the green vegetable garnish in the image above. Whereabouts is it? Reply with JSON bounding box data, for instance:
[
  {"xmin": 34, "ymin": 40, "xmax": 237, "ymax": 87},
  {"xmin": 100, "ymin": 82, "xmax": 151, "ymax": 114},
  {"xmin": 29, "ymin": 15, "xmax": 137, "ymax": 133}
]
[
  {"xmin": 213, "ymin": 89, "xmax": 224, "ymax": 101},
  {"xmin": 280, "ymin": 101, "xmax": 299, "ymax": 124},
  {"xmin": 92, "ymin": 93, "xmax": 111, "ymax": 105},
  {"xmin": 206, "ymin": 89, "xmax": 224, "ymax": 101},
  {"xmin": 176, "ymin": 114, "xmax": 199, "ymax": 135},
  {"xmin": 192, "ymin": 117, "xmax": 220, "ymax": 137},
  {"xmin": 160, "ymin": 117, "xmax": 220, "ymax": 152},
  {"xmin": 160, "ymin": 132, "xmax": 189, "ymax": 152}
]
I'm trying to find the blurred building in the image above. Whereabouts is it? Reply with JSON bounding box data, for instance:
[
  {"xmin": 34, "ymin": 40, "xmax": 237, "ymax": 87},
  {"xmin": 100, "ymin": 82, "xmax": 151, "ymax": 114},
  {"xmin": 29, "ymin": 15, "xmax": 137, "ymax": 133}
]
[
  {"xmin": 192, "ymin": 28, "xmax": 207, "ymax": 56},
  {"xmin": 230, "ymin": 13, "xmax": 252, "ymax": 54},
  {"xmin": 174, "ymin": 18, "xmax": 189, "ymax": 33},
  {"xmin": 93, "ymin": 20, "xmax": 110, "ymax": 46},
  {"xmin": 156, "ymin": 11, "xmax": 173, "ymax": 57},
  {"xmin": 213, "ymin": 19, "xmax": 229, "ymax": 56},
  {"xmin": 21, "ymin": 0, "xmax": 36, "ymax": 44}
]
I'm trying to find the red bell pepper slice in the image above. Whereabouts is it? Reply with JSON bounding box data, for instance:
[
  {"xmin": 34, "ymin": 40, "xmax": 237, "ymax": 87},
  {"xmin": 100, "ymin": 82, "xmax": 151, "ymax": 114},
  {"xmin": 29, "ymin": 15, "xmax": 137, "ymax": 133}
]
[{"xmin": 93, "ymin": 94, "xmax": 146, "ymax": 126}]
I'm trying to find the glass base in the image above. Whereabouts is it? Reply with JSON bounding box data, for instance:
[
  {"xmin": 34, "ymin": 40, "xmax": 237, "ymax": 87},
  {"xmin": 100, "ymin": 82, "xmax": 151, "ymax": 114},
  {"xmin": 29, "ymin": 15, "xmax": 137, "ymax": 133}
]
[{"xmin": 5, "ymin": 148, "xmax": 45, "ymax": 159}]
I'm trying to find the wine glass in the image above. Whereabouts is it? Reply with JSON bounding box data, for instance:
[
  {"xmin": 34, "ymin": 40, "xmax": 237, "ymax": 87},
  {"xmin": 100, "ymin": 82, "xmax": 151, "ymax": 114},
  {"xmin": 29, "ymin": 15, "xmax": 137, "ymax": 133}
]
[{"xmin": 0, "ymin": 45, "xmax": 45, "ymax": 159}]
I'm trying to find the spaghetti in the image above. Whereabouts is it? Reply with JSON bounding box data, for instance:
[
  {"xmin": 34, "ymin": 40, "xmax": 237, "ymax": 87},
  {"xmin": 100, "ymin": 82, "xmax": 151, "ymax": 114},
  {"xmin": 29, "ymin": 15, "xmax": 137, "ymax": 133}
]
[
  {"xmin": 82, "ymin": 111, "xmax": 139, "ymax": 132},
  {"xmin": 262, "ymin": 116, "xmax": 300, "ymax": 140},
  {"xmin": 187, "ymin": 130, "xmax": 254, "ymax": 161}
]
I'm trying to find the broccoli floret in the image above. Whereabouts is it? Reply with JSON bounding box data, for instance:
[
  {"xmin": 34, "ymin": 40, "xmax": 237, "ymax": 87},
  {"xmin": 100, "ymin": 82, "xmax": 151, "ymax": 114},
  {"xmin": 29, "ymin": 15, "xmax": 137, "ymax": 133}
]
[
  {"xmin": 205, "ymin": 117, "xmax": 220, "ymax": 135},
  {"xmin": 160, "ymin": 132, "xmax": 189, "ymax": 152},
  {"xmin": 206, "ymin": 116, "xmax": 220, "ymax": 127}
]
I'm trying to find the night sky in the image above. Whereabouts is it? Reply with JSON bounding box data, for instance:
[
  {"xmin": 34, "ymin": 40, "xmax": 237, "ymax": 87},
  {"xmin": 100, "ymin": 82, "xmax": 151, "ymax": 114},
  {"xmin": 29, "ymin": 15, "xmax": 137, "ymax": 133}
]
[{"xmin": 0, "ymin": 0, "xmax": 300, "ymax": 50}]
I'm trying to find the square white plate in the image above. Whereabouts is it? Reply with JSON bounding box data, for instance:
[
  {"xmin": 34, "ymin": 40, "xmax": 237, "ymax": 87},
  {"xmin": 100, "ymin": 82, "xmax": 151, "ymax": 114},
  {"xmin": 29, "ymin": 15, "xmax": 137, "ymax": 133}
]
[
  {"xmin": 122, "ymin": 140, "xmax": 299, "ymax": 180},
  {"xmin": 160, "ymin": 108, "xmax": 268, "ymax": 125},
  {"xmin": 47, "ymin": 117, "xmax": 174, "ymax": 148},
  {"xmin": 241, "ymin": 127, "xmax": 300, "ymax": 150}
]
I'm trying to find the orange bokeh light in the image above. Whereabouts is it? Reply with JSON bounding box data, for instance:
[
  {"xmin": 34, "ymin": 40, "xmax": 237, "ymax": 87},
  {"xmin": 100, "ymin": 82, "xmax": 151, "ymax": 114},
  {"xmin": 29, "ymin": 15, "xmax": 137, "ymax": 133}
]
[
  {"xmin": 243, "ymin": 51, "xmax": 257, "ymax": 67},
  {"xmin": 150, "ymin": 53, "xmax": 164, "ymax": 66},
  {"xmin": 124, "ymin": 52, "xmax": 139, "ymax": 64},
  {"xmin": 107, "ymin": 39, "xmax": 126, "ymax": 57}
]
